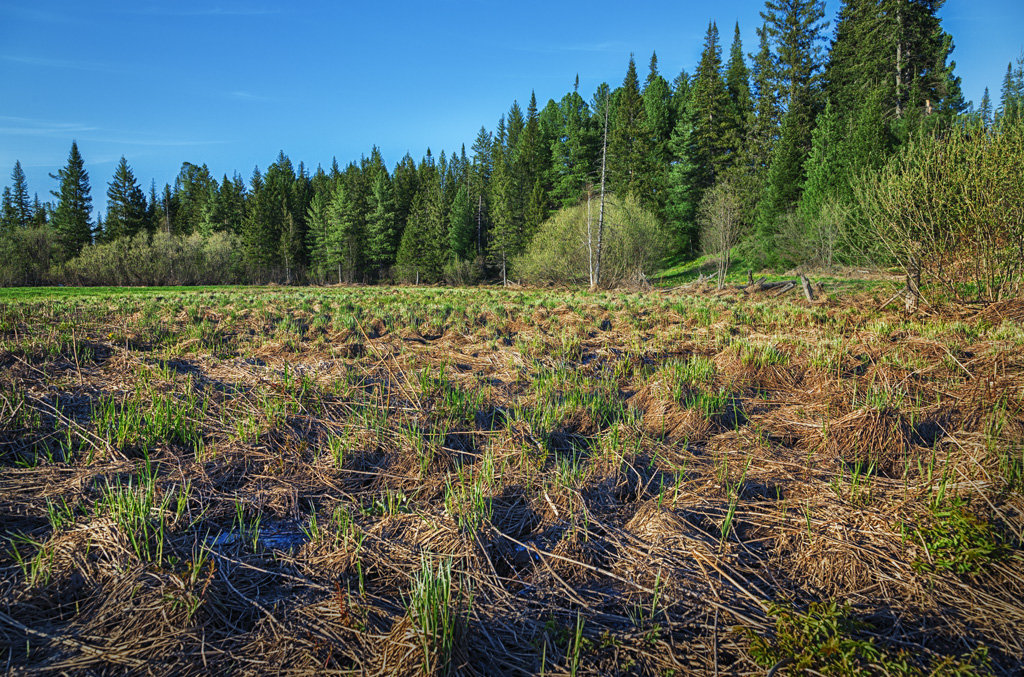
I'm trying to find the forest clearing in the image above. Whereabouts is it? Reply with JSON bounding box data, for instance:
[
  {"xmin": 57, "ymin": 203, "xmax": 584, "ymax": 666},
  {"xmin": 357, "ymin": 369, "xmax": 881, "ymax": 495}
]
[{"xmin": 1, "ymin": 283, "xmax": 1022, "ymax": 674}]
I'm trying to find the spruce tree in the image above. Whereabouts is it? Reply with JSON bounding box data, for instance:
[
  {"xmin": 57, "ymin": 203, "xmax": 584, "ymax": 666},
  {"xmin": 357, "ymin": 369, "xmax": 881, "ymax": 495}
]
[
  {"xmin": 753, "ymin": 0, "xmax": 828, "ymax": 262},
  {"xmin": 979, "ymin": 87, "xmax": 994, "ymax": 128},
  {"xmin": 609, "ymin": 55, "xmax": 651, "ymax": 202},
  {"xmin": 327, "ymin": 180, "xmax": 361, "ymax": 283},
  {"xmin": 0, "ymin": 188, "xmax": 16, "ymax": 231},
  {"xmin": 50, "ymin": 141, "xmax": 93, "ymax": 259},
  {"xmin": 31, "ymin": 194, "xmax": 48, "ymax": 228},
  {"xmin": 365, "ymin": 171, "xmax": 398, "ymax": 276},
  {"xmin": 551, "ymin": 87, "xmax": 597, "ymax": 208},
  {"xmin": 826, "ymin": 0, "xmax": 964, "ymax": 136},
  {"xmin": 447, "ymin": 183, "xmax": 474, "ymax": 261},
  {"xmin": 1000, "ymin": 58, "xmax": 1024, "ymax": 123},
  {"xmin": 747, "ymin": 23, "xmax": 782, "ymax": 174},
  {"xmin": 469, "ymin": 127, "xmax": 493, "ymax": 254},
  {"xmin": 10, "ymin": 161, "xmax": 32, "ymax": 228},
  {"xmin": 724, "ymin": 23, "xmax": 754, "ymax": 158},
  {"xmin": 488, "ymin": 149, "xmax": 520, "ymax": 285},
  {"xmin": 104, "ymin": 156, "xmax": 148, "ymax": 240},
  {"xmin": 305, "ymin": 185, "xmax": 333, "ymax": 281},
  {"xmin": 674, "ymin": 20, "xmax": 736, "ymax": 230},
  {"xmin": 643, "ymin": 52, "xmax": 674, "ymax": 215}
]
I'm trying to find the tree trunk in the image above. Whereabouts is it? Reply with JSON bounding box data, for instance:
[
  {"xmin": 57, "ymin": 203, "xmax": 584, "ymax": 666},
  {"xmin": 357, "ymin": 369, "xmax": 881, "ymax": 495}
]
[{"xmin": 596, "ymin": 93, "xmax": 609, "ymax": 289}]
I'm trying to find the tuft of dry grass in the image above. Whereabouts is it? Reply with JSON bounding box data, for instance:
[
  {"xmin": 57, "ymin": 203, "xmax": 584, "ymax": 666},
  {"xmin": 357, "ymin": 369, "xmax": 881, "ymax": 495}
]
[{"xmin": 0, "ymin": 284, "xmax": 1021, "ymax": 675}]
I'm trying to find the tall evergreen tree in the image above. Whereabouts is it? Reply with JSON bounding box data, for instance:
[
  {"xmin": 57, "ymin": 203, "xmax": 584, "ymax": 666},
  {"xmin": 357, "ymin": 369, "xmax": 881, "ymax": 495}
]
[
  {"xmin": 487, "ymin": 149, "xmax": 520, "ymax": 285},
  {"xmin": 643, "ymin": 52, "xmax": 674, "ymax": 214},
  {"xmin": 448, "ymin": 183, "xmax": 474, "ymax": 261},
  {"xmin": 365, "ymin": 170, "xmax": 397, "ymax": 275},
  {"xmin": 172, "ymin": 162, "xmax": 216, "ymax": 236},
  {"xmin": 753, "ymin": 0, "xmax": 828, "ymax": 260},
  {"xmin": 30, "ymin": 194, "xmax": 48, "ymax": 228},
  {"xmin": 305, "ymin": 183, "xmax": 334, "ymax": 281},
  {"xmin": 671, "ymin": 20, "xmax": 736, "ymax": 237},
  {"xmin": 0, "ymin": 188, "xmax": 16, "ymax": 231},
  {"xmin": 747, "ymin": 23, "xmax": 782, "ymax": 174},
  {"xmin": 50, "ymin": 141, "xmax": 93, "ymax": 258},
  {"xmin": 978, "ymin": 87, "xmax": 994, "ymax": 128},
  {"xmin": 609, "ymin": 55, "xmax": 651, "ymax": 202},
  {"xmin": 207, "ymin": 174, "xmax": 246, "ymax": 233},
  {"xmin": 10, "ymin": 161, "xmax": 32, "ymax": 228},
  {"xmin": 724, "ymin": 23, "xmax": 754, "ymax": 154},
  {"xmin": 999, "ymin": 57, "xmax": 1024, "ymax": 123},
  {"xmin": 327, "ymin": 180, "xmax": 362, "ymax": 283},
  {"xmin": 550, "ymin": 86, "xmax": 597, "ymax": 208},
  {"xmin": 468, "ymin": 127, "xmax": 493, "ymax": 254},
  {"xmin": 826, "ymin": 0, "xmax": 964, "ymax": 136},
  {"xmin": 104, "ymin": 156, "xmax": 148, "ymax": 240}
]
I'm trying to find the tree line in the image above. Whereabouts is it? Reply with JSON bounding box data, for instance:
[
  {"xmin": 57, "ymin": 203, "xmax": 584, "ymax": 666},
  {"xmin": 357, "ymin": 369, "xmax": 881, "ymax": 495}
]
[{"xmin": 2, "ymin": 0, "xmax": 1022, "ymax": 289}]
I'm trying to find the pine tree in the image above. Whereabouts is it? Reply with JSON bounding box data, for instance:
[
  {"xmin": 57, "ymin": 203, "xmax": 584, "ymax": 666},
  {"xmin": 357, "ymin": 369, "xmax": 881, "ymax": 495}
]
[
  {"xmin": 448, "ymin": 183, "xmax": 474, "ymax": 261},
  {"xmin": 753, "ymin": 0, "xmax": 828, "ymax": 261},
  {"xmin": 104, "ymin": 156, "xmax": 148, "ymax": 240},
  {"xmin": 365, "ymin": 170, "xmax": 398, "ymax": 276},
  {"xmin": 50, "ymin": 141, "xmax": 93, "ymax": 259},
  {"xmin": 488, "ymin": 149, "xmax": 520, "ymax": 285},
  {"xmin": 10, "ymin": 161, "xmax": 32, "ymax": 228},
  {"xmin": 747, "ymin": 23, "xmax": 782, "ymax": 174},
  {"xmin": 826, "ymin": 0, "xmax": 964, "ymax": 136},
  {"xmin": 0, "ymin": 188, "xmax": 16, "ymax": 231},
  {"xmin": 999, "ymin": 57, "xmax": 1024, "ymax": 123},
  {"xmin": 643, "ymin": 52, "xmax": 674, "ymax": 214},
  {"xmin": 724, "ymin": 23, "xmax": 754, "ymax": 156},
  {"xmin": 979, "ymin": 87, "xmax": 994, "ymax": 128},
  {"xmin": 550, "ymin": 86, "xmax": 597, "ymax": 209},
  {"xmin": 609, "ymin": 55, "xmax": 651, "ymax": 202}
]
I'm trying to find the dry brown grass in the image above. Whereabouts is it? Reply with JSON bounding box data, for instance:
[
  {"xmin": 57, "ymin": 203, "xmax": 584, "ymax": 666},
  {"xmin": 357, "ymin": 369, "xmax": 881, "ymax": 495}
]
[{"xmin": 0, "ymin": 284, "xmax": 1022, "ymax": 674}]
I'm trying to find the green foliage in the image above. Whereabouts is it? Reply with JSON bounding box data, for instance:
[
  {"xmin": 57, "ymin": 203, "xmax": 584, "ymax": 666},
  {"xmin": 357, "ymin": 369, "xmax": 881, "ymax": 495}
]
[
  {"xmin": 856, "ymin": 118, "xmax": 1024, "ymax": 302},
  {"xmin": 912, "ymin": 500, "xmax": 1007, "ymax": 575},
  {"xmin": 515, "ymin": 194, "xmax": 667, "ymax": 287},
  {"xmin": 104, "ymin": 157, "xmax": 149, "ymax": 241},
  {"xmin": 10, "ymin": 161, "xmax": 32, "ymax": 228},
  {"xmin": 55, "ymin": 231, "xmax": 244, "ymax": 286},
  {"xmin": 49, "ymin": 141, "xmax": 94, "ymax": 259},
  {"xmin": 749, "ymin": 601, "xmax": 990, "ymax": 675}
]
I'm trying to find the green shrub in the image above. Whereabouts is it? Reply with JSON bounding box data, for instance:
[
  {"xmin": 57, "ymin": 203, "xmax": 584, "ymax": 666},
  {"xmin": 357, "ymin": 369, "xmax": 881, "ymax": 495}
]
[
  {"xmin": 856, "ymin": 119, "xmax": 1024, "ymax": 302},
  {"xmin": 514, "ymin": 194, "xmax": 668, "ymax": 287},
  {"xmin": 54, "ymin": 231, "xmax": 245, "ymax": 286}
]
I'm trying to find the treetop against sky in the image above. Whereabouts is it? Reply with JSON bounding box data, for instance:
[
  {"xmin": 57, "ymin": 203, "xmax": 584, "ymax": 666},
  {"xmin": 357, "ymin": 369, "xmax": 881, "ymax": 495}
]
[{"xmin": 1, "ymin": 0, "xmax": 1022, "ymax": 213}]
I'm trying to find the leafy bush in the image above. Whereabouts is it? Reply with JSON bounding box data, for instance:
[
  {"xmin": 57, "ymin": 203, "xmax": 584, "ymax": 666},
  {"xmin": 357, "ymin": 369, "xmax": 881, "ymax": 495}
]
[
  {"xmin": 856, "ymin": 119, "xmax": 1024, "ymax": 302},
  {"xmin": 514, "ymin": 194, "xmax": 668, "ymax": 287},
  {"xmin": 54, "ymin": 231, "xmax": 245, "ymax": 286},
  {"xmin": 0, "ymin": 225, "xmax": 57, "ymax": 286}
]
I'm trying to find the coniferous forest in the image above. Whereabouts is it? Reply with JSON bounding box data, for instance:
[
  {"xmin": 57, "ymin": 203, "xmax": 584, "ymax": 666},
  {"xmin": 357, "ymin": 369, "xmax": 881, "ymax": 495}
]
[{"xmin": 3, "ymin": 0, "xmax": 1024, "ymax": 300}]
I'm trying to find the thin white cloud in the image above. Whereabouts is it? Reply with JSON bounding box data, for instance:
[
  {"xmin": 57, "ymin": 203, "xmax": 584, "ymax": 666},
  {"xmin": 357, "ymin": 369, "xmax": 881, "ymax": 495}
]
[
  {"xmin": 0, "ymin": 117, "xmax": 223, "ymax": 147},
  {"xmin": 129, "ymin": 5, "xmax": 280, "ymax": 17},
  {"xmin": 1, "ymin": 54, "xmax": 125, "ymax": 74},
  {"xmin": 0, "ymin": 116, "xmax": 97, "ymax": 137}
]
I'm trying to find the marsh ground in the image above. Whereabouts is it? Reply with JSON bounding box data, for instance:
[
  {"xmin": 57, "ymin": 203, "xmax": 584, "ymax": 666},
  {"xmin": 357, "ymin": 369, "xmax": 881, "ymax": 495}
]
[{"xmin": 1, "ymin": 283, "xmax": 1022, "ymax": 675}]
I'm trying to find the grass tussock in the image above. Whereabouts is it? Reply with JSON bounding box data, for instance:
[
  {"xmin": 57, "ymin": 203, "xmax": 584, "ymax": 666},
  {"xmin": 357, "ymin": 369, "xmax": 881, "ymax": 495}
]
[{"xmin": 0, "ymin": 283, "xmax": 1022, "ymax": 674}]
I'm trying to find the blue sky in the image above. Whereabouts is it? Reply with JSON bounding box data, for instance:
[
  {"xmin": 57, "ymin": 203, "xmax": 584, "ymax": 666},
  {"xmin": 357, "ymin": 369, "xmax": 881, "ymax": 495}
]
[{"xmin": 1, "ymin": 1, "xmax": 1021, "ymax": 214}]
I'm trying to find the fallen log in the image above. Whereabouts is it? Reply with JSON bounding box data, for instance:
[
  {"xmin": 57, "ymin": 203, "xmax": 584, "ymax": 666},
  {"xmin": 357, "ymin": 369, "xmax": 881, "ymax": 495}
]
[{"xmin": 800, "ymin": 274, "xmax": 815, "ymax": 302}]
